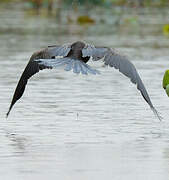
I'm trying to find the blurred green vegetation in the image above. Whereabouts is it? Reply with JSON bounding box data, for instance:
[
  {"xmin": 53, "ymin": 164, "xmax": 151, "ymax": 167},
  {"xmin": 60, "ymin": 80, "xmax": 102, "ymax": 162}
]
[
  {"xmin": 0, "ymin": 0, "xmax": 168, "ymax": 38},
  {"xmin": 0, "ymin": 0, "xmax": 169, "ymax": 7},
  {"xmin": 0, "ymin": 0, "xmax": 169, "ymax": 32},
  {"xmin": 163, "ymin": 24, "xmax": 169, "ymax": 37}
]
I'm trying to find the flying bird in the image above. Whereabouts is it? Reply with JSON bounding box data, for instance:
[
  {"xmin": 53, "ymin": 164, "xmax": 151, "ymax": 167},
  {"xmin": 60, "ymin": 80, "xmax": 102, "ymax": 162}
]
[{"xmin": 7, "ymin": 41, "xmax": 161, "ymax": 120}]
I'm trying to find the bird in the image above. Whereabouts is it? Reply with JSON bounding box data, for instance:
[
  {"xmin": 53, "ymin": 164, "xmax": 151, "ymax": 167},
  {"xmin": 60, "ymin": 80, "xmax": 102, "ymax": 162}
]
[
  {"xmin": 163, "ymin": 70, "xmax": 169, "ymax": 96},
  {"xmin": 6, "ymin": 41, "xmax": 161, "ymax": 120}
]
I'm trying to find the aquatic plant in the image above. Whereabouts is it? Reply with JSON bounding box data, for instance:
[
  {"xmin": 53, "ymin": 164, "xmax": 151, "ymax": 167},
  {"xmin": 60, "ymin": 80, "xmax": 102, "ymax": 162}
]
[
  {"xmin": 163, "ymin": 70, "xmax": 169, "ymax": 96},
  {"xmin": 163, "ymin": 24, "xmax": 169, "ymax": 37}
]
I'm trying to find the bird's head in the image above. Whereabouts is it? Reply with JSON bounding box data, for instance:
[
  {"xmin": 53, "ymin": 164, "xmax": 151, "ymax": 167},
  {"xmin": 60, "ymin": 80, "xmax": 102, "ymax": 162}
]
[{"xmin": 71, "ymin": 41, "xmax": 85, "ymax": 51}]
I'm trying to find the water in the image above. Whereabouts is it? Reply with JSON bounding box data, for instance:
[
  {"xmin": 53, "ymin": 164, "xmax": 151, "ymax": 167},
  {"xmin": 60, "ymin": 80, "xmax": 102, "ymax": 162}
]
[{"xmin": 0, "ymin": 4, "xmax": 169, "ymax": 180}]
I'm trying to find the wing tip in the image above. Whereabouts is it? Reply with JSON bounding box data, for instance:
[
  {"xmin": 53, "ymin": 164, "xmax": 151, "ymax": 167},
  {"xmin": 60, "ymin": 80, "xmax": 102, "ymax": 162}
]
[
  {"xmin": 6, "ymin": 110, "xmax": 10, "ymax": 118},
  {"xmin": 151, "ymin": 107, "xmax": 162, "ymax": 121},
  {"xmin": 6, "ymin": 103, "xmax": 13, "ymax": 118}
]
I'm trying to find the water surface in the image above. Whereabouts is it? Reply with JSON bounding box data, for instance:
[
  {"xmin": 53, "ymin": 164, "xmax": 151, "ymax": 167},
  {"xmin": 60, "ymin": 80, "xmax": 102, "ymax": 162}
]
[{"xmin": 0, "ymin": 5, "xmax": 169, "ymax": 180}]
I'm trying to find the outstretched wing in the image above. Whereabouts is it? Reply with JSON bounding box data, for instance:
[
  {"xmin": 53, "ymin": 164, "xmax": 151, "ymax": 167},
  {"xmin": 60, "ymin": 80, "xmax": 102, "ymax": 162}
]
[
  {"xmin": 82, "ymin": 45, "xmax": 161, "ymax": 120},
  {"xmin": 7, "ymin": 44, "xmax": 72, "ymax": 117},
  {"xmin": 47, "ymin": 44, "xmax": 71, "ymax": 57},
  {"xmin": 82, "ymin": 43, "xmax": 107, "ymax": 61},
  {"xmin": 6, "ymin": 49, "xmax": 53, "ymax": 117}
]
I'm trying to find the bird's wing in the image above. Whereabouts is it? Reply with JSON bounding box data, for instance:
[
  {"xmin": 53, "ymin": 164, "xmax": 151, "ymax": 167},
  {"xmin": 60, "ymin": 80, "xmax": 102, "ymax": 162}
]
[
  {"xmin": 7, "ymin": 46, "xmax": 100, "ymax": 117},
  {"xmin": 47, "ymin": 43, "xmax": 71, "ymax": 57},
  {"xmin": 104, "ymin": 48, "xmax": 161, "ymax": 120},
  {"xmin": 83, "ymin": 44, "xmax": 161, "ymax": 120},
  {"xmin": 6, "ymin": 49, "xmax": 53, "ymax": 117},
  {"xmin": 82, "ymin": 43, "xmax": 107, "ymax": 60}
]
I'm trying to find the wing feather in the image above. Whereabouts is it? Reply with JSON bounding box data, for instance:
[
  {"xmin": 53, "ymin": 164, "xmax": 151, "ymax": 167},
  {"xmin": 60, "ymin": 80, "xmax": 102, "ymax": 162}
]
[
  {"xmin": 48, "ymin": 44, "xmax": 71, "ymax": 57},
  {"xmin": 82, "ymin": 44, "xmax": 107, "ymax": 61},
  {"xmin": 6, "ymin": 49, "xmax": 52, "ymax": 117},
  {"xmin": 38, "ymin": 58, "xmax": 100, "ymax": 75},
  {"xmin": 103, "ymin": 49, "xmax": 161, "ymax": 120},
  {"xmin": 82, "ymin": 43, "xmax": 161, "ymax": 120}
]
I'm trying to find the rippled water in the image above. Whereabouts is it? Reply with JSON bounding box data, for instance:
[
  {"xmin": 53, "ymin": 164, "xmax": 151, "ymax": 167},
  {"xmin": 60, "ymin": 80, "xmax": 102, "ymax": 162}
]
[{"xmin": 1, "ymin": 4, "xmax": 169, "ymax": 180}]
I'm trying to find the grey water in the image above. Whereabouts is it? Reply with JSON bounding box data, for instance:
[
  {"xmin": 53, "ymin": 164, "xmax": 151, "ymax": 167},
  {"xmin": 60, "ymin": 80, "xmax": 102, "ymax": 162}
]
[{"xmin": 0, "ymin": 5, "xmax": 169, "ymax": 180}]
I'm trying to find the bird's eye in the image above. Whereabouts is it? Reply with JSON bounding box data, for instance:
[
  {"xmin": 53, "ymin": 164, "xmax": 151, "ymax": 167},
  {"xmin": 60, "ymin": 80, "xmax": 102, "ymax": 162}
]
[{"xmin": 51, "ymin": 56, "xmax": 55, "ymax": 59}]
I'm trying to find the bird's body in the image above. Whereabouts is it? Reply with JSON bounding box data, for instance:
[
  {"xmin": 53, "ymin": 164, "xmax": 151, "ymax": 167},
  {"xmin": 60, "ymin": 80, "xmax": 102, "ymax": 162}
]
[
  {"xmin": 66, "ymin": 41, "xmax": 90, "ymax": 63},
  {"xmin": 7, "ymin": 41, "xmax": 161, "ymax": 120}
]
